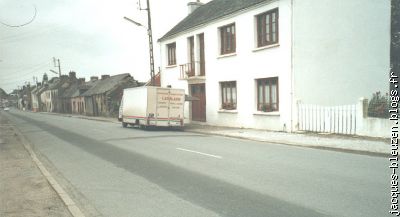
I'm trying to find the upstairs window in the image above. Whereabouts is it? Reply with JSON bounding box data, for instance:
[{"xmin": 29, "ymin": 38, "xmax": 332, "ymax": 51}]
[
  {"xmin": 221, "ymin": 81, "xmax": 237, "ymax": 110},
  {"xmin": 257, "ymin": 8, "xmax": 279, "ymax": 47},
  {"xmin": 220, "ymin": 23, "xmax": 236, "ymax": 55},
  {"xmin": 167, "ymin": 42, "xmax": 176, "ymax": 66},
  {"xmin": 257, "ymin": 77, "xmax": 279, "ymax": 112}
]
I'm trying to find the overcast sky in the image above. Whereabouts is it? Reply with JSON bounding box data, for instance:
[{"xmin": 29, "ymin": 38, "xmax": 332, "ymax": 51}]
[{"xmin": 0, "ymin": 0, "xmax": 210, "ymax": 93}]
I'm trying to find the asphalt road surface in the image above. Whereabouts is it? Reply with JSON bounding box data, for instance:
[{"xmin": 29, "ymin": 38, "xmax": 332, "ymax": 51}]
[{"xmin": 2, "ymin": 109, "xmax": 390, "ymax": 217}]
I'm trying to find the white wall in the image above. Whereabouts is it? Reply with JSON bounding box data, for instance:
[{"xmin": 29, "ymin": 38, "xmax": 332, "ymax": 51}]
[
  {"xmin": 355, "ymin": 98, "xmax": 390, "ymax": 138},
  {"xmin": 293, "ymin": 0, "xmax": 390, "ymax": 106},
  {"xmin": 160, "ymin": 0, "xmax": 294, "ymax": 131}
]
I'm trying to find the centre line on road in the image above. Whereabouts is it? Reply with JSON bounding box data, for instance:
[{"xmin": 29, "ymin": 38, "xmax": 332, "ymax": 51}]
[{"xmin": 176, "ymin": 147, "xmax": 223, "ymax": 159}]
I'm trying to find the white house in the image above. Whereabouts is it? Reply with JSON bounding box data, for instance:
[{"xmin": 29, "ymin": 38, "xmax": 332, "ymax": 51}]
[{"xmin": 158, "ymin": 0, "xmax": 390, "ymax": 133}]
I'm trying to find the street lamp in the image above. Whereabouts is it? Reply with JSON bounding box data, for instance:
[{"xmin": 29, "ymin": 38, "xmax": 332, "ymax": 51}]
[
  {"xmin": 124, "ymin": 0, "xmax": 155, "ymax": 86},
  {"xmin": 49, "ymin": 69, "xmax": 58, "ymax": 75},
  {"xmin": 123, "ymin": 17, "xmax": 144, "ymax": 27}
]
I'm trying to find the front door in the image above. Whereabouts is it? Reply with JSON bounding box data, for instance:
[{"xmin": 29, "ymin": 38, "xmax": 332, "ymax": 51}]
[{"xmin": 190, "ymin": 83, "xmax": 206, "ymax": 122}]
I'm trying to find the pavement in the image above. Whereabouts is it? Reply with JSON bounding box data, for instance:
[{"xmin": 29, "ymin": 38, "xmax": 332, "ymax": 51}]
[
  {"xmin": 42, "ymin": 111, "xmax": 389, "ymax": 156},
  {"xmin": 0, "ymin": 112, "xmax": 72, "ymax": 217}
]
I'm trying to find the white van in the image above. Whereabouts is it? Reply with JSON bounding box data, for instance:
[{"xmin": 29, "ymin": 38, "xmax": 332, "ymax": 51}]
[{"xmin": 119, "ymin": 86, "xmax": 185, "ymax": 128}]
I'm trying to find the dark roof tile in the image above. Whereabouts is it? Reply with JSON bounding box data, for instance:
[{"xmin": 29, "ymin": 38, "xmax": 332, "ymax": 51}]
[
  {"xmin": 159, "ymin": 0, "xmax": 267, "ymax": 41},
  {"xmin": 82, "ymin": 73, "xmax": 132, "ymax": 96}
]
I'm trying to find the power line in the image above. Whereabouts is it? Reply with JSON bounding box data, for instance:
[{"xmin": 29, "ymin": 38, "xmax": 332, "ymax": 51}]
[
  {"xmin": 0, "ymin": 22, "xmax": 70, "ymax": 42},
  {"xmin": 1, "ymin": 61, "xmax": 49, "ymax": 72},
  {"xmin": 0, "ymin": 62, "xmax": 49, "ymax": 80}
]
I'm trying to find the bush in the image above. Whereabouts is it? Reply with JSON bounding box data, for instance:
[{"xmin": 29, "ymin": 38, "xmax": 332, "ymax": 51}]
[{"xmin": 367, "ymin": 91, "xmax": 389, "ymax": 118}]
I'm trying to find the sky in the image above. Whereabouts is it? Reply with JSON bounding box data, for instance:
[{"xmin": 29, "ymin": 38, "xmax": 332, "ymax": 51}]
[{"xmin": 0, "ymin": 0, "xmax": 210, "ymax": 93}]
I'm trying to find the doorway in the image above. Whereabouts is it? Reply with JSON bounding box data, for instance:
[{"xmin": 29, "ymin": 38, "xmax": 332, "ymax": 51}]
[{"xmin": 190, "ymin": 83, "xmax": 206, "ymax": 122}]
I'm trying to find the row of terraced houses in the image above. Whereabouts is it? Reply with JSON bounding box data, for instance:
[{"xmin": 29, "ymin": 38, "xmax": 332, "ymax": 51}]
[{"xmin": 17, "ymin": 72, "xmax": 142, "ymax": 117}]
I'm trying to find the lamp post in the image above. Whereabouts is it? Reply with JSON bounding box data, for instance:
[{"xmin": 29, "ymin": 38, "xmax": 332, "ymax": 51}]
[{"xmin": 124, "ymin": 0, "xmax": 155, "ymax": 86}]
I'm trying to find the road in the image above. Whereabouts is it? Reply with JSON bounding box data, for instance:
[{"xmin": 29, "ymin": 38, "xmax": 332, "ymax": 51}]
[{"xmin": 2, "ymin": 109, "xmax": 390, "ymax": 217}]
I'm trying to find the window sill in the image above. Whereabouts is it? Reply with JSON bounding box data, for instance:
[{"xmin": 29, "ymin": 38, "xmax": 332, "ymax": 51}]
[
  {"xmin": 218, "ymin": 109, "xmax": 238, "ymax": 114},
  {"xmin": 253, "ymin": 111, "xmax": 280, "ymax": 116},
  {"xmin": 165, "ymin": 65, "xmax": 177, "ymax": 68},
  {"xmin": 252, "ymin": 44, "xmax": 280, "ymax": 52},
  {"xmin": 217, "ymin": 53, "xmax": 237, "ymax": 59}
]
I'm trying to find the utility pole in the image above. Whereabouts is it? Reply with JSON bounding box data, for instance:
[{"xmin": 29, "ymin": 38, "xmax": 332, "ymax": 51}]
[
  {"xmin": 124, "ymin": 1, "xmax": 155, "ymax": 85},
  {"xmin": 53, "ymin": 57, "xmax": 62, "ymax": 77},
  {"xmin": 134, "ymin": 0, "xmax": 155, "ymax": 86},
  {"xmin": 145, "ymin": 0, "xmax": 155, "ymax": 86}
]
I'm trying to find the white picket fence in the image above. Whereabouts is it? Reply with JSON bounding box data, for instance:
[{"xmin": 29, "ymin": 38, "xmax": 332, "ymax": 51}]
[{"xmin": 298, "ymin": 103, "xmax": 357, "ymax": 135}]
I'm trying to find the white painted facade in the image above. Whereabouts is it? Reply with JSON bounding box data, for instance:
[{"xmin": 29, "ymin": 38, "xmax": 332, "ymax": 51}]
[
  {"xmin": 292, "ymin": 0, "xmax": 390, "ymax": 106},
  {"xmin": 159, "ymin": 0, "xmax": 390, "ymax": 132},
  {"xmin": 41, "ymin": 89, "xmax": 57, "ymax": 112}
]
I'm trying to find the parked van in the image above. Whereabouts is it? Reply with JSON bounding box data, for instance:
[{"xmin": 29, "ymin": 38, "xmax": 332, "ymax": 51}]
[{"xmin": 119, "ymin": 86, "xmax": 185, "ymax": 128}]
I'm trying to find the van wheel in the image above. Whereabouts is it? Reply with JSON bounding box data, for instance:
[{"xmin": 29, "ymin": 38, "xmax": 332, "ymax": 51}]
[{"xmin": 122, "ymin": 122, "xmax": 128, "ymax": 128}]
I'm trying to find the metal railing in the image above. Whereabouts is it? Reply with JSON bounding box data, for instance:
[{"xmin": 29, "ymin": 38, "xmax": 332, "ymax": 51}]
[{"xmin": 179, "ymin": 61, "xmax": 205, "ymax": 79}]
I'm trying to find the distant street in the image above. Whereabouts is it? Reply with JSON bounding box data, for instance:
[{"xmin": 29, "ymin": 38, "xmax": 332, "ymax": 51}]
[{"xmin": 2, "ymin": 109, "xmax": 390, "ymax": 217}]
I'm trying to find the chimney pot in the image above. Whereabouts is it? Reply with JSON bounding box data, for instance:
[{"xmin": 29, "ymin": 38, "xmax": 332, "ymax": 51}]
[
  {"xmin": 78, "ymin": 78, "xmax": 86, "ymax": 85},
  {"xmin": 187, "ymin": 1, "xmax": 203, "ymax": 14},
  {"xmin": 101, "ymin": 75, "xmax": 110, "ymax": 80},
  {"xmin": 69, "ymin": 71, "xmax": 76, "ymax": 79}
]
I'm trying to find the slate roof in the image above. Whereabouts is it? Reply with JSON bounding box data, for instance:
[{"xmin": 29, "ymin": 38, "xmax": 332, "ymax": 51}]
[
  {"xmin": 62, "ymin": 83, "xmax": 79, "ymax": 98},
  {"xmin": 70, "ymin": 79, "xmax": 99, "ymax": 98},
  {"xmin": 159, "ymin": 0, "xmax": 268, "ymax": 41},
  {"xmin": 47, "ymin": 77, "xmax": 61, "ymax": 90},
  {"xmin": 30, "ymin": 86, "xmax": 39, "ymax": 94},
  {"xmin": 37, "ymin": 83, "xmax": 48, "ymax": 94},
  {"xmin": 82, "ymin": 73, "xmax": 131, "ymax": 96}
]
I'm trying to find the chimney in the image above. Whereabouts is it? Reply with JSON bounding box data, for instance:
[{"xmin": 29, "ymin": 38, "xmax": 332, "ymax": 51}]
[
  {"xmin": 42, "ymin": 73, "xmax": 48, "ymax": 83},
  {"xmin": 90, "ymin": 76, "xmax": 98, "ymax": 81},
  {"xmin": 78, "ymin": 78, "xmax": 86, "ymax": 85},
  {"xmin": 60, "ymin": 75, "xmax": 68, "ymax": 81},
  {"xmin": 101, "ymin": 74, "xmax": 110, "ymax": 80},
  {"xmin": 69, "ymin": 71, "xmax": 77, "ymax": 80},
  {"xmin": 187, "ymin": 0, "xmax": 203, "ymax": 14}
]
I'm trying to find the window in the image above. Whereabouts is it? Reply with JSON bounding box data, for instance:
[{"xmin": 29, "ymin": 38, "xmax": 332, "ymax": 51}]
[
  {"xmin": 257, "ymin": 8, "xmax": 279, "ymax": 47},
  {"xmin": 220, "ymin": 23, "xmax": 236, "ymax": 55},
  {"xmin": 220, "ymin": 81, "xmax": 237, "ymax": 110},
  {"xmin": 167, "ymin": 43, "xmax": 176, "ymax": 65},
  {"xmin": 257, "ymin": 77, "xmax": 278, "ymax": 112}
]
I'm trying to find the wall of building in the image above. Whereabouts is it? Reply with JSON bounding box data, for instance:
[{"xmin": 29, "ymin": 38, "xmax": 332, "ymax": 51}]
[
  {"xmin": 31, "ymin": 92, "xmax": 39, "ymax": 112},
  {"xmin": 160, "ymin": 0, "xmax": 294, "ymax": 131},
  {"xmin": 71, "ymin": 97, "xmax": 86, "ymax": 115},
  {"xmin": 293, "ymin": 0, "xmax": 390, "ymax": 106},
  {"xmin": 41, "ymin": 90, "xmax": 51, "ymax": 112}
]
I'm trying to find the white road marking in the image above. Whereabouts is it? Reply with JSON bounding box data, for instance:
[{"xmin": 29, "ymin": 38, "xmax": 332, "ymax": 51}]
[{"xmin": 176, "ymin": 147, "xmax": 223, "ymax": 159}]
